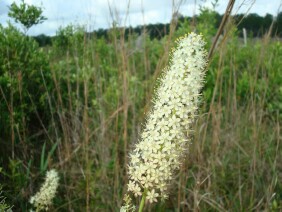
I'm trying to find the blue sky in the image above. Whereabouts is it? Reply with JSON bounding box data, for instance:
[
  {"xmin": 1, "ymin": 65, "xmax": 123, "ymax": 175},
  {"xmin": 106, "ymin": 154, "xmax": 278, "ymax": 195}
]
[{"xmin": 0, "ymin": 0, "xmax": 281, "ymax": 36}]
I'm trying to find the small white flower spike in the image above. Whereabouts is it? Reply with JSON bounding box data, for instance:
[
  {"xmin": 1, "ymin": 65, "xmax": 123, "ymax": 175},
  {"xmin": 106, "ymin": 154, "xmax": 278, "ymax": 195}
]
[{"xmin": 30, "ymin": 169, "xmax": 59, "ymax": 211}]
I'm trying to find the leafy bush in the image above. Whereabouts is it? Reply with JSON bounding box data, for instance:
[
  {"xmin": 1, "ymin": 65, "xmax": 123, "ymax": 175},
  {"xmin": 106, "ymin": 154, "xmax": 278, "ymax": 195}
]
[{"xmin": 0, "ymin": 23, "xmax": 52, "ymax": 164}]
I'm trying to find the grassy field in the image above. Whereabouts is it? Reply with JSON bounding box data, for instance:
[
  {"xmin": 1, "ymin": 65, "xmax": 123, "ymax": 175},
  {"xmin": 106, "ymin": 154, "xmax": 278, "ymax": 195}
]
[{"xmin": 0, "ymin": 2, "xmax": 281, "ymax": 212}]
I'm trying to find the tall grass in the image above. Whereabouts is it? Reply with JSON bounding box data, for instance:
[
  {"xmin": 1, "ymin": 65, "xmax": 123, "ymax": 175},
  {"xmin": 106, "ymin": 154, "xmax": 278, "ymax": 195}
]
[{"xmin": 0, "ymin": 1, "xmax": 281, "ymax": 211}]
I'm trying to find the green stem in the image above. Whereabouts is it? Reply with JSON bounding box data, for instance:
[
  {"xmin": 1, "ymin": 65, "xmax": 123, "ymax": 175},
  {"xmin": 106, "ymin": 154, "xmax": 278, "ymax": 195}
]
[{"xmin": 138, "ymin": 189, "xmax": 147, "ymax": 212}]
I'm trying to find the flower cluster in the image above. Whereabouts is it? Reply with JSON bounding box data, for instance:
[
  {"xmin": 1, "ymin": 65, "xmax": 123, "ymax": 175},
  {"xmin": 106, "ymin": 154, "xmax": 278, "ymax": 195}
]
[
  {"xmin": 120, "ymin": 194, "xmax": 136, "ymax": 212},
  {"xmin": 127, "ymin": 32, "xmax": 207, "ymax": 203},
  {"xmin": 30, "ymin": 169, "xmax": 59, "ymax": 211}
]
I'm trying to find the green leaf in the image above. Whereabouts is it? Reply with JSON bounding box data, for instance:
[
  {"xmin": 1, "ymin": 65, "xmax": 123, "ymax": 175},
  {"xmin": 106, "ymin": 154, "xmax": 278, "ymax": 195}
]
[{"xmin": 40, "ymin": 142, "xmax": 46, "ymax": 172}]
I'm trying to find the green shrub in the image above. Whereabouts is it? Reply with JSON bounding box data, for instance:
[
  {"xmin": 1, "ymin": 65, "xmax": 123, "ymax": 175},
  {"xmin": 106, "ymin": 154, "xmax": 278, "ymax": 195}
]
[{"xmin": 0, "ymin": 23, "xmax": 52, "ymax": 165}]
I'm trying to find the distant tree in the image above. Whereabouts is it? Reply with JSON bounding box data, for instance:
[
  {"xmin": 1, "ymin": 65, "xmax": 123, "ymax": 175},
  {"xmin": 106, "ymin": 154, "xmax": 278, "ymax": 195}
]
[
  {"xmin": 33, "ymin": 34, "xmax": 52, "ymax": 46},
  {"xmin": 8, "ymin": 0, "xmax": 47, "ymax": 34},
  {"xmin": 262, "ymin": 13, "xmax": 274, "ymax": 34},
  {"xmin": 242, "ymin": 13, "xmax": 264, "ymax": 36},
  {"xmin": 276, "ymin": 12, "xmax": 282, "ymax": 36}
]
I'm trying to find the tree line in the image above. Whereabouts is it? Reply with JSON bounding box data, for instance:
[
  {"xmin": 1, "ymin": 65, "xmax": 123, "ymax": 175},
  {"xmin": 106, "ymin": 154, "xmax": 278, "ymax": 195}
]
[{"xmin": 34, "ymin": 12, "xmax": 282, "ymax": 47}]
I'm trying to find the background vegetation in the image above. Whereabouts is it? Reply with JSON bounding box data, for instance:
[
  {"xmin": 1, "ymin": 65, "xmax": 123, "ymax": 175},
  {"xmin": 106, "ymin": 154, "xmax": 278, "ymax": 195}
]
[
  {"xmin": 33, "ymin": 11, "xmax": 282, "ymax": 47},
  {"xmin": 0, "ymin": 1, "xmax": 281, "ymax": 211}
]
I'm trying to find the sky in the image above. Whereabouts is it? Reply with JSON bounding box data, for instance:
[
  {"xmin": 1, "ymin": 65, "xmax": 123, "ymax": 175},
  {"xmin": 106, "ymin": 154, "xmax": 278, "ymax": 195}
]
[{"xmin": 0, "ymin": 0, "xmax": 281, "ymax": 36}]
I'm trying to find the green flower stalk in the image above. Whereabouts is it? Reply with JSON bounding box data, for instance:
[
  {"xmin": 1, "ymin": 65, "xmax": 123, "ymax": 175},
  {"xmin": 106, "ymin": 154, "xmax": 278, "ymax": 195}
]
[
  {"xmin": 30, "ymin": 169, "xmax": 59, "ymax": 211},
  {"xmin": 122, "ymin": 32, "xmax": 207, "ymax": 210}
]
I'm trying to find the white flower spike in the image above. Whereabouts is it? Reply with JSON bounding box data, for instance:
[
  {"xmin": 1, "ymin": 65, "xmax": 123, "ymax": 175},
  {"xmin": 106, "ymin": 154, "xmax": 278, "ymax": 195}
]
[
  {"xmin": 125, "ymin": 32, "xmax": 208, "ymax": 208},
  {"xmin": 30, "ymin": 169, "xmax": 59, "ymax": 211}
]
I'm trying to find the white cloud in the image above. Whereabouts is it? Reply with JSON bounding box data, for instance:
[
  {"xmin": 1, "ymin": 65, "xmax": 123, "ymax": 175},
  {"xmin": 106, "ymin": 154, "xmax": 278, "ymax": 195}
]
[
  {"xmin": 0, "ymin": 0, "xmax": 9, "ymax": 15},
  {"xmin": 0, "ymin": 0, "xmax": 281, "ymax": 36}
]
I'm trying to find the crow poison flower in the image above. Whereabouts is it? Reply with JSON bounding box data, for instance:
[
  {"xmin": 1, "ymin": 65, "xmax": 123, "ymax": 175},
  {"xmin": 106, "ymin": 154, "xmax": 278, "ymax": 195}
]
[
  {"xmin": 30, "ymin": 169, "xmax": 59, "ymax": 211},
  {"xmin": 122, "ymin": 32, "xmax": 207, "ymax": 211}
]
